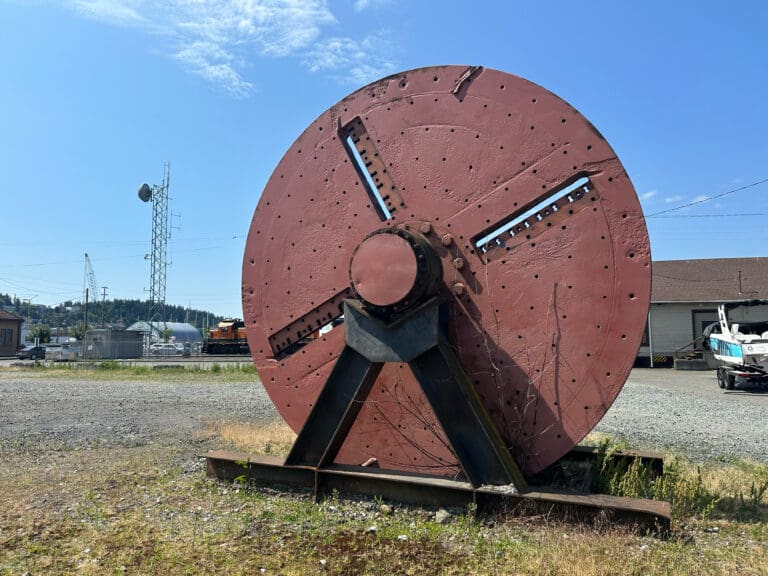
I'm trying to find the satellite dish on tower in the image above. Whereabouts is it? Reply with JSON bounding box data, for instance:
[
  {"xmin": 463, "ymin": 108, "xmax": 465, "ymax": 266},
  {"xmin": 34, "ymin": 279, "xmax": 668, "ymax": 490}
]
[{"xmin": 138, "ymin": 183, "xmax": 152, "ymax": 202}]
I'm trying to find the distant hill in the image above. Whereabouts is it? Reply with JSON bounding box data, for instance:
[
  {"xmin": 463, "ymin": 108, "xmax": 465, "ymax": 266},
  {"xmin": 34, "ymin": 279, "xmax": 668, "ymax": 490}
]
[{"xmin": 0, "ymin": 293, "xmax": 223, "ymax": 332}]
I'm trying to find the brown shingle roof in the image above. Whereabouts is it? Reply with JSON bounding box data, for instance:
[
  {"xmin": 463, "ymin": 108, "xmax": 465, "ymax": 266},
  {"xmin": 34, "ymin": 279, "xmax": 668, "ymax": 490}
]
[
  {"xmin": 652, "ymin": 257, "xmax": 768, "ymax": 302},
  {"xmin": 0, "ymin": 309, "xmax": 24, "ymax": 321}
]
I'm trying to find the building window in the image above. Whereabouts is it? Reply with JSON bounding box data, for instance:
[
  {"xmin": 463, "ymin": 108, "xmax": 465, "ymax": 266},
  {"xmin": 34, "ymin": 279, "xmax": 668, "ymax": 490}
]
[{"xmin": 0, "ymin": 328, "xmax": 12, "ymax": 346}]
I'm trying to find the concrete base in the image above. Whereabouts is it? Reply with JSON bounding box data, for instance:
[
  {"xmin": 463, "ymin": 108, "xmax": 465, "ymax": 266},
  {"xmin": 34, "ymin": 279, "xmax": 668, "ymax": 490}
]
[{"xmin": 674, "ymin": 358, "xmax": 710, "ymax": 371}]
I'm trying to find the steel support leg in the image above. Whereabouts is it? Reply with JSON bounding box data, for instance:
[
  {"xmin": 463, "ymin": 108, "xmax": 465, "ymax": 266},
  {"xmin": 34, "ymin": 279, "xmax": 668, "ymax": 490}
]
[
  {"xmin": 285, "ymin": 298, "xmax": 526, "ymax": 490},
  {"xmin": 285, "ymin": 346, "xmax": 382, "ymax": 467},
  {"xmin": 409, "ymin": 339, "xmax": 527, "ymax": 488}
]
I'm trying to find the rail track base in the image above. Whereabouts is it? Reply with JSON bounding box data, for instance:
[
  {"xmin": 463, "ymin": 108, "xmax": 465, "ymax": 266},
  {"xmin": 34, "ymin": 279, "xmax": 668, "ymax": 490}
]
[{"xmin": 202, "ymin": 450, "xmax": 670, "ymax": 536}]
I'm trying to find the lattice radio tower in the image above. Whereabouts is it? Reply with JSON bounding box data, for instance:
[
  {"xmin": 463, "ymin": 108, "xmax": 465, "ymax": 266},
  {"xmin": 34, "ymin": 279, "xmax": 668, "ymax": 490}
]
[{"xmin": 137, "ymin": 162, "xmax": 170, "ymax": 326}]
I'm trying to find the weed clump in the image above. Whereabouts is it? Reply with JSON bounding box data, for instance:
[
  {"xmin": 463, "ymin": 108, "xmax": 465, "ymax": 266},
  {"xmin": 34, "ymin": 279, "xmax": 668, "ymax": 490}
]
[{"xmin": 594, "ymin": 439, "xmax": 718, "ymax": 519}]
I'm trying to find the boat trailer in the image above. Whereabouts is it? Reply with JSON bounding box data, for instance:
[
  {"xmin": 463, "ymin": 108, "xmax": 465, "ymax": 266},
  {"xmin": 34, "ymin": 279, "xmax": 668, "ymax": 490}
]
[{"xmin": 704, "ymin": 300, "xmax": 768, "ymax": 390}]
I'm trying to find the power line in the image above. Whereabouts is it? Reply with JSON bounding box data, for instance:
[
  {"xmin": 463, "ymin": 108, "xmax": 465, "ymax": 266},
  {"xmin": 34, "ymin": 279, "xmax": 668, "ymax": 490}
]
[
  {"xmin": 1, "ymin": 243, "xmax": 230, "ymax": 270},
  {"xmin": 0, "ymin": 276, "xmax": 82, "ymax": 296},
  {"xmin": 650, "ymin": 213, "xmax": 768, "ymax": 218},
  {"xmin": 0, "ymin": 233, "xmax": 242, "ymax": 249},
  {"xmin": 646, "ymin": 177, "xmax": 768, "ymax": 217}
]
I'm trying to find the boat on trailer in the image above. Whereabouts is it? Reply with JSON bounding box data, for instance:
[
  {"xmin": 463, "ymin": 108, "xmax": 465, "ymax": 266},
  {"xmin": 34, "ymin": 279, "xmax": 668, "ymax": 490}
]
[{"xmin": 703, "ymin": 299, "xmax": 768, "ymax": 390}]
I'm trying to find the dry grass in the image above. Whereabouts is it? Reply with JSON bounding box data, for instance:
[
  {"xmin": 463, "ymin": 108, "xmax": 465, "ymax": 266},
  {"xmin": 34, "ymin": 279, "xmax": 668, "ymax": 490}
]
[
  {"xmin": 0, "ymin": 361, "xmax": 260, "ymax": 382},
  {"xmin": 2, "ymin": 423, "xmax": 767, "ymax": 575},
  {"xmin": 205, "ymin": 419, "xmax": 296, "ymax": 455}
]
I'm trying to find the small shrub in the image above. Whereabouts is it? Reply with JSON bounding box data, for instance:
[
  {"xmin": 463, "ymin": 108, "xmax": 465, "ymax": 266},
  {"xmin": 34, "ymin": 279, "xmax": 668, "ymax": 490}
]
[
  {"xmin": 654, "ymin": 459, "xmax": 718, "ymax": 519},
  {"xmin": 593, "ymin": 438, "xmax": 653, "ymax": 497},
  {"xmin": 235, "ymin": 363, "xmax": 258, "ymax": 375},
  {"xmin": 715, "ymin": 460, "xmax": 768, "ymax": 520},
  {"xmin": 593, "ymin": 439, "xmax": 718, "ymax": 520}
]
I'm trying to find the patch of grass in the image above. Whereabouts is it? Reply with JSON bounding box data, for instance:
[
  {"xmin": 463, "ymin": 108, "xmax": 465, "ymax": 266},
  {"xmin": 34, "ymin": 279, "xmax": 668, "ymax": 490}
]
[
  {"xmin": 2, "ymin": 430, "xmax": 768, "ymax": 575},
  {"xmin": 0, "ymin": 361, "xmax": 259, "ymax": 382},
  {"xmin": 97, "ymin": 359, "xmax": 121, "ymax": 370},
  {"xmin": 594, "ymin": 438, "xmax": 719, "ymax": 520},
  {"xmin": 205, "ymin": 419, "xmax": 296, "ymax": 456},
  {"xmin": 707, "ymin": 460, "xmax": 768, "ymax": 522},
  {"xmin": 593, "ymin": 438, "xmax": 768, "ymax": 525}
]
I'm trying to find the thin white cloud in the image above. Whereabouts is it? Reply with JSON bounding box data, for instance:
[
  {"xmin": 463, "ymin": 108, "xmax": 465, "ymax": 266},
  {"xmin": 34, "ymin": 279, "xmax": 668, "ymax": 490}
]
[
  {"xmin": 58, "ymin": 0, "xmax": 397, "ymax": 97},
  {"xmin": 303, "ymin": 33, "xmax": 398, "ymax": 85},
  {"xmin": 692, "ymin": 194, "xmax": 710, "ymax": 203},
  {"xmin": 70, "ymin": 0, "xmax": 146, "ymax": 25},
  {"xmin": 664, "ymin": 195, "xmax": 683, "ymax": 204},
  {"xmin": 639, "ymin": 190, "xmax": 656, "ymax": 201},
  {"xmin": 174, "ymin": 40, "xmax": 255, "ymax": 98},
  {"xmin": 353, "ymin": 0, "xmax": 392, "ymax": 11}
]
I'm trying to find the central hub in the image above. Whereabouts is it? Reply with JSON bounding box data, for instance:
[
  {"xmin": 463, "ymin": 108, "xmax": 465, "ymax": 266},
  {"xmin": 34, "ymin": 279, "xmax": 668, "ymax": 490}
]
[{"xmin": 349, "ymin": 227, "xmax": 442, "ymax": 317}]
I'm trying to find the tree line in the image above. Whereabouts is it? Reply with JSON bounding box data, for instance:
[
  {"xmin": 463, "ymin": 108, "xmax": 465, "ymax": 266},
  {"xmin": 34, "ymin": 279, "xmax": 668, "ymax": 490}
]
[{"xmin": 1, "ymin": 293, "xmax": 223, "ymax": 342}]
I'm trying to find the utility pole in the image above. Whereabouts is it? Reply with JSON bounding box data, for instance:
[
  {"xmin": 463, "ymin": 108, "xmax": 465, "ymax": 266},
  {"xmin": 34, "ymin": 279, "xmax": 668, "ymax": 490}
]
[
  {"xmin": 101, "ymin": 286, "xmax": 109, "ymax": 328},
  {"xmin": 21, "ymin": 297, "xmax": 35, "ymax": 342}
]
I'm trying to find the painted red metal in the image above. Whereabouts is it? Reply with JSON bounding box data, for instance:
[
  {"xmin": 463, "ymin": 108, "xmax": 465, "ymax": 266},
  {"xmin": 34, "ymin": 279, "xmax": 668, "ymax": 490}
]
[
  {"xmin": 242, "ymin": 66, "xmax": 651, "ymax": 477},
  {"xmin": 350, "ymin": 231, "xmax": 417, "ymax": 307}
]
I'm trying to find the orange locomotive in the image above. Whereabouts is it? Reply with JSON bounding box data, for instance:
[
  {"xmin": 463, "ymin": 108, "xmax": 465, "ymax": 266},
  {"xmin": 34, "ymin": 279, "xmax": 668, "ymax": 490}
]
[{"xmin": 202, "ymin": 318, "xmax": 250, "ymax": 354}]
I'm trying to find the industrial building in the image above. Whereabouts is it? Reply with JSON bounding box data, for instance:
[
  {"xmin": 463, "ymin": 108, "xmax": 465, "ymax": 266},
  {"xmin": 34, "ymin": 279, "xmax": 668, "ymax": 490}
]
[
  {"xmin": 83, "ymin": 329, "xmax": 144, "ymax": 360},
  {"xmin": 639, "ymin": 257, "xmax": 768, "ymax": 364},
  {"xmin": 0, "ymin": 310, "xmax": 23, "ymax": 356},
  {"xmin": 126, "ymin": 321, "xmax": 202, "ymax": 345}
]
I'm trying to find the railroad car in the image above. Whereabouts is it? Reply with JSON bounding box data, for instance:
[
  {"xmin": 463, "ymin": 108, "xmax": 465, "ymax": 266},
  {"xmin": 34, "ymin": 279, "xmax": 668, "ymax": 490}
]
[{"xmin": 202, "ymin": 318, "xmax": 250, "ymax": 354}]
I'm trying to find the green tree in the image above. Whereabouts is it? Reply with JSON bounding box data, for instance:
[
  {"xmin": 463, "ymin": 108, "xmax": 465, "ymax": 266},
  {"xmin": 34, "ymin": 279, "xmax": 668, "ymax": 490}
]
[
  {"xmin": 70, "ymin": 323, "xmax": 86, "ymax": 341},
  {"xmin": 29, "ymin": 324, "xmax": 52, "ymax": 344}
]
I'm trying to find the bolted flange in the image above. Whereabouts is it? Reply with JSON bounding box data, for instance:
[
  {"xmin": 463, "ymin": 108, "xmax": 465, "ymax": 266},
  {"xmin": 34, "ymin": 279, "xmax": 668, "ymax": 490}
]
[{"xmin": 349, "ymin": 228, "xmax": 443, "ymax": 318}]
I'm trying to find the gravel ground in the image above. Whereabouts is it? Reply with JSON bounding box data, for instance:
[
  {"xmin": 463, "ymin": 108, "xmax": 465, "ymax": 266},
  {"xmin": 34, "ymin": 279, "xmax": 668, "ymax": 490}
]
[
  {"xmin": 0, "ymin": 371, "xmax": 276, "ymax": 453},
  {"xmin": 595, "ymin": 368, "xmax": 768, "ymax": 462},
  {"xmin": 1, "ymin": 367, "xmax": 767, "ymax": 463}
]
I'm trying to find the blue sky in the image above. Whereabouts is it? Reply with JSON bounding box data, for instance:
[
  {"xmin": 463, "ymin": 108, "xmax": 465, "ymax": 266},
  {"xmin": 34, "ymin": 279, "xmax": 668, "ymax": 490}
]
[{"xmin": 1, "ymin": 0, "xmax": 766, "ymax": 317}]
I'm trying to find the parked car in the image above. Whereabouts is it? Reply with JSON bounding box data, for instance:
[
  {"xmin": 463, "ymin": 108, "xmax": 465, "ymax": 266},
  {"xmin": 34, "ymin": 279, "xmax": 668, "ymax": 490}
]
[
  {"xmin": 16, "ymin": 345, "xmax": 46, "ymax": 360},
  {"xmin": 45, "ymin": 343, "xmax": 82, "ymax": 362},
  {"xmin": 148, "ymin": 342, "xmax": 182, "ymax": 356}
]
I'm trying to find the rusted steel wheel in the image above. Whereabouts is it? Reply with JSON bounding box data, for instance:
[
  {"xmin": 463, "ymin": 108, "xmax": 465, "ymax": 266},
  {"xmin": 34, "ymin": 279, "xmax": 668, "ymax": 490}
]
[{"xmin": 242, "ymin": 65, "xmax": 650, "ymax": 477}]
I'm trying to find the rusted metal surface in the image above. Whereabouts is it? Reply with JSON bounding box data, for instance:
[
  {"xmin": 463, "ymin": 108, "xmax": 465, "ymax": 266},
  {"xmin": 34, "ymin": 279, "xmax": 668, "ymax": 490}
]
[
  {"xmin": 242, "ymin": 65, "xmax": 651, "ymax": 477},
  {"xmin": 341, "ymin": 116, "xmax": 406, "ymax": 219},
  {"xmin": 350, "ymin": 231, "xmax": 417, "ymax": 307},
  {"xmin": 349, "ymin": 228, "xmax": 443, "ymax": 317},
  {"xmin": 203, "ymin": 450, "xmax": 670, "ymax": 534},
  {"xmin": 565, "ymin": 445, "xmax": 665, "ymax": 477},
  {"xmin": 266, "ymin": 287, "xmax": 352, "ymax": 358}
]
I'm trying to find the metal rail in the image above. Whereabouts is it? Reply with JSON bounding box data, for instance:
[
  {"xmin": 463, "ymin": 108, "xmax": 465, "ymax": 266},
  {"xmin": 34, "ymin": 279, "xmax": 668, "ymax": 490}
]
[{"xmin": 203, "ymin": 449, "xmax": 670, "ymax": 535}]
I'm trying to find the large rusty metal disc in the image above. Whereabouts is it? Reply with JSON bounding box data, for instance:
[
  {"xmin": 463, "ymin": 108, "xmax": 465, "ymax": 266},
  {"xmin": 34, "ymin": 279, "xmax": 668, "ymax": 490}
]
[{"xmin": 242, "ymin": 65, "xmax": 651, "ymax": 476}]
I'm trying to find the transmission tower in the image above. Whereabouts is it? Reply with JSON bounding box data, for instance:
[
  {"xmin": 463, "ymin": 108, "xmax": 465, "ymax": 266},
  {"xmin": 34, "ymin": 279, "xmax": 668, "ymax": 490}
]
[{"xmin": 138, "ymin": 162, "xmax": 170, "ymax": 326}]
